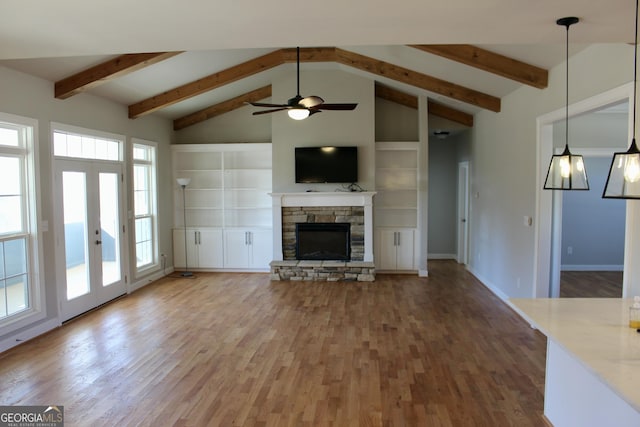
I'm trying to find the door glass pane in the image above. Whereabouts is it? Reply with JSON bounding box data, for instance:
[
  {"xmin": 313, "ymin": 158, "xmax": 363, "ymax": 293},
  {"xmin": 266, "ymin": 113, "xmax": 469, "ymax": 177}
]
[
  {"xmin": 63, "ymin": 171, "xmax": 90, "ymax": 300},
  {"xmin": 99, "ymin": 173, "xmax": 121, "ymax": 287}
]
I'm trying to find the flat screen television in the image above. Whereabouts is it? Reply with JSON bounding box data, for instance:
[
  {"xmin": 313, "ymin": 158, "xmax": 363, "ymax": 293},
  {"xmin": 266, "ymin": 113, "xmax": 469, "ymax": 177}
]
[{"xmin": 295, "ymin": 146, "xmax": 358, "ymax": 183}]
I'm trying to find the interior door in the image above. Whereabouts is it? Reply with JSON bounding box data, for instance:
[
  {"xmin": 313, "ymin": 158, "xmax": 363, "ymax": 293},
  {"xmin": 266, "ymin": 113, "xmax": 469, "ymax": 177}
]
[
  {"xmin": 55, "ymin": 160, "xmax": 126, "ymax": 321},
  {"xmin": 457, "ymin": 161, "xmax": 470, "ymax": 264}
]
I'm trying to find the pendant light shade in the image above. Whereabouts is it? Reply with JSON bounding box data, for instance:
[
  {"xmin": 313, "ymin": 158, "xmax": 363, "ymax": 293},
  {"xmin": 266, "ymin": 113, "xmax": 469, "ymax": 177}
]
[
  {"xmin": 603, "ymin": 0, "xmax": 640, "ymax": 199},
  {"xmin": 544, "ymin": 17, "xmax": 589, "ymax": 191}
]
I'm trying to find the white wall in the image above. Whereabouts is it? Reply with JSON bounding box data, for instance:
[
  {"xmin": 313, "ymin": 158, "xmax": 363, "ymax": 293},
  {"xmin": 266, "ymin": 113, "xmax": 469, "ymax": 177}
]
[
  {"xmin": 561, "ymin": 156, "xmax": 626, "ymax": 270},
  {"xmin": 375, "ymin": 98, "xmax": 418, "ymax": 141},
  {"xmin": 469, "ymin": 44, "xmax": 635, "ymax": 299},
  {"xmin": 174, "ymin": 102, "xmax": 271, "ymax": 144},
  {"xmin": 271, "ymin": 70, "xmax": 375, "ymax": 193},
  {"xmin": 0, "ymin": 65, "xmax": 175, "ymax": 343}
]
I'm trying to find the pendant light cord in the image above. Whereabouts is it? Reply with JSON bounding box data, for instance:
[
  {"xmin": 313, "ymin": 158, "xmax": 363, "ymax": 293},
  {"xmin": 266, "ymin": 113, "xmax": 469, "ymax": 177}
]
[
  {"xmin": 565, "ymin": 23, "xmax": 570, "ymax": 151},
  {"xmin": 634, "ymin": 0, "xmax": 638, "ymax": 141}
]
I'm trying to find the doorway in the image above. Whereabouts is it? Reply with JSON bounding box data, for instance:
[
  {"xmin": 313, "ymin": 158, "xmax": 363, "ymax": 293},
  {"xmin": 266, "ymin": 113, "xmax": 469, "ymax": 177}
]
[
  {"xmin": 457, "ymin": 161, "xmax": 470, "ymax": 264},
  {"xmin": 559, "ymin": 154, "xmax": 626, "ymax": 297},
  {"xmin": 54, "ymin": 159, "xmax": 126, "ymax": 321},
  {"xmin": 535, "ymin": 83, "xmax": 633, "ymax": 298}
]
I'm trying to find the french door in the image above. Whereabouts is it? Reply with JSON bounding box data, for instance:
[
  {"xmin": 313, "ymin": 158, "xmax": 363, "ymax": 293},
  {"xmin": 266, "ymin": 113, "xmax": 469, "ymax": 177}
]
[{"xmin": 54, "ymin": 160, "xmax": 126, "ymax": 322}]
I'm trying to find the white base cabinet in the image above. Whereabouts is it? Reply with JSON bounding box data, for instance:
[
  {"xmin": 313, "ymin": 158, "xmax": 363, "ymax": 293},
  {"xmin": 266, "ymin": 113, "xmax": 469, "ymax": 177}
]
[
  {"xmin": 375, "ymin": 228, "xmax": 416, "ymax": 271},
  {"xmin": 173, "ymin": 228, "xmax": 223, "ymax": 269},
  {"xmin": 223, "ymin": 229, "xmax": 272, "ymax": 269}
]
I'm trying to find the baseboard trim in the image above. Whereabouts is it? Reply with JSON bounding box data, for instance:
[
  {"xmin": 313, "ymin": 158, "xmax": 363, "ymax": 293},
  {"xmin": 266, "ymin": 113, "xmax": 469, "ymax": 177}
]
[
  {"xmin": 129, "ymin": 267, "xmax": 174, "ymax": 293},
  {"xmin": 0, "ymin": 318, "xmax": 60, "ymax": 354},
  {"xmin": 466, "ymin": 265, "xmax": 509, "ymax": 302},
  {"xmin": 427, "ymin": 253, "xmax": 457, "ymax": 260},
  {"xmin": 561, "ymin": 264, "xmax": 624, "ymax": 272}
]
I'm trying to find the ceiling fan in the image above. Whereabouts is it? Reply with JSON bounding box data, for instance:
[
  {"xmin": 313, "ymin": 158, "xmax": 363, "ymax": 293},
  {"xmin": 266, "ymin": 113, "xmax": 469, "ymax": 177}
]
[{"xmin": 249, "ymin": 47, "xmax": 358, "ymax": 120}]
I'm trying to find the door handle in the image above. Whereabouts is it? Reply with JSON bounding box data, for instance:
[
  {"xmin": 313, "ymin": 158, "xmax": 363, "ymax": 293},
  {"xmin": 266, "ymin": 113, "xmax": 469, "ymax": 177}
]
[{"xmin": 96, "ymin": 240, "xmax": 102, "ymax": 245}]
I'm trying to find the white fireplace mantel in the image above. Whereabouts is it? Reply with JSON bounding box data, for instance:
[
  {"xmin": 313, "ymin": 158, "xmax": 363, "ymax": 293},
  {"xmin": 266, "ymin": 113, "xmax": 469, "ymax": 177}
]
[{"xmin": 270, "ymin": 192, "xmax": 376, "ymax": 262}]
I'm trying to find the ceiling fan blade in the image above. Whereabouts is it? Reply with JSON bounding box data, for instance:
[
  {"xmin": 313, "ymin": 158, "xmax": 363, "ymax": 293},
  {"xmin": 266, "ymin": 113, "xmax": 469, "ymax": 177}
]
[
  {"xmin": 316, "ymin": 103, "xmax": 358, "ymax": 111},
  {"xmin": 252, "ymin": 108, "xmax": 289, "ymax": 115},
  {"xmin": 299, "ymin": 96, "xmax": 324, "ymax": 108},
  {"xmin": 248, "ymin": 102, "xmax": 288, "ymax": 108}
]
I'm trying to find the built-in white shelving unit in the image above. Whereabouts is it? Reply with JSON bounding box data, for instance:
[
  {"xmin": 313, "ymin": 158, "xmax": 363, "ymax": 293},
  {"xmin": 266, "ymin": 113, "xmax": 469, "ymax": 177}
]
[
  {"xmin": 374, "ymin": 141, "xmax": 418, "ymax": 271},
  {"xmin": 172, "ymin": 143, "xmax": 272, "ymax": 271}
]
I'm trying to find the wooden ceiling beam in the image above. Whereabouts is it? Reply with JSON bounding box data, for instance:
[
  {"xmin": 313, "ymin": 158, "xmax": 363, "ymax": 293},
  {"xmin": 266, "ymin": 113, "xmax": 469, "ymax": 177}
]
[
  {"xmin": 335, "ymin": 48, "xmax": 500, "ymax": 112},
  {"xmin": 173, "ymin": 85, "xmax": 272, "ymax": 130},
  {"xmin": 374, "ymin": 83, "xmax": 418, "ymax": 109},
  {"xmin": 128, "ymin": 50, "xmax": 284, "ymax": 119},
  {"xmin": 131, "ymin": 47, "xmax": 502, "ymax": 122},
  {"xmin": 410, "ymin": 44, "xmax": 548, "ymax": 89},
  {"xmin": 281, "ymin": 47, "xmax": 338, "ymax": 62},
  {"xmin": 55, "ymin": 52, "xmax": 182, "ymax": 99},
  {"xmin": 427, "ymin": 101, "xmax": 474, "ymax": 127},
  {"xmin": 374, "ymin": 83, "xmax": 473, "ymax": 127}
]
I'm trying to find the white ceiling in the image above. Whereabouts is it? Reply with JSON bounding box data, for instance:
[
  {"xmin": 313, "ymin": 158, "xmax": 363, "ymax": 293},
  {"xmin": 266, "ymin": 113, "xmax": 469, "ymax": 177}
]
[{"xmin": 0, "ymin": 0, "xmax": 634, "ymax": 127}]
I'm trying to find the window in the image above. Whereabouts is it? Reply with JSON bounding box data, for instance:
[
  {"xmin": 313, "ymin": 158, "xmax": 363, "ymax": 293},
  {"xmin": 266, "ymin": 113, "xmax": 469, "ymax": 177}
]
[
  {"xmin": 132, "ymin": 140, "xmax": 158, "ymax": 273},
  {"xmin": 0, "ymin": 114, "xmax": 41, "ymax": 327},
  {"xmin": 53, "ymin": 127, "xmax": 122, "ymax": 161}
]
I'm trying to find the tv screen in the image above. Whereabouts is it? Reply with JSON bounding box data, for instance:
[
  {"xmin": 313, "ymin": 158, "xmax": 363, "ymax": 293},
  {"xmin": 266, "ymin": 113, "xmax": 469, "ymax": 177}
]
[{"xmin": 295, "ymin": 146, "xmax": 358, "ymax": 183}]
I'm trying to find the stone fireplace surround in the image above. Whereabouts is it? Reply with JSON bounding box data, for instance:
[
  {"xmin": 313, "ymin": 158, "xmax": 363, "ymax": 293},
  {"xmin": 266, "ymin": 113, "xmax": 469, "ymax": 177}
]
[{"xmin": 270, "ymin": 192, "xmax": 376, "ymax": 281}]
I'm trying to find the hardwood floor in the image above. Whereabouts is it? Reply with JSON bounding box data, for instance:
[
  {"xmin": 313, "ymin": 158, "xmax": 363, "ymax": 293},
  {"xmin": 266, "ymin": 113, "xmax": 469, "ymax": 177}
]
[
  {"xmin": 0, "ymin": 261, "xmax": 547, "ymax": 426},
  {"xmin": 560, "ymin": 271, "xmax": 623, "ymax": 298}
]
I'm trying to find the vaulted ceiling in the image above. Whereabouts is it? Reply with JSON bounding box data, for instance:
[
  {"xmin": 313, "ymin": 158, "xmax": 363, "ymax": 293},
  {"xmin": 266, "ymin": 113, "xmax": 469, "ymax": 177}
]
[{"xmin": 0, "ymin": 1, "xmax": 634, "ymax": 133}]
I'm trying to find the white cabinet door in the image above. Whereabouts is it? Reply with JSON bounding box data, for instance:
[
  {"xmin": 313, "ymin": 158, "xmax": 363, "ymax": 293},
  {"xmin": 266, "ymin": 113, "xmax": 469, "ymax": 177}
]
[
  {"xmin": 173, "ymin": 229, "xmax": 197, "ymax": 268},
  {"xmin": 224, "ymin": 229, "xmax": 272, "ymax": 269},
  {"xmin": 395, "ymin": 229, "xmax": 415, "ymax": 270},
  {"xmin": 224, "ymin": 230, "xmax": 250, "ymax": 268},
  {"xmin": 376, "ymin": 229, "xmax": 399, "ymax": 270},
  {"xmin": 173, "ymin": 228, "xmax": 223, "ymax": 269},
  {"xmin": 248, "ymin": 229, "xmax": 273, "ymax": 269},
  {"xmin": 375, "ymin": 228, "xmax": 415, "ymax": 271},
  {"xmin": 197, "ymin": 229, "xmax": 224, "ymax": 268}
]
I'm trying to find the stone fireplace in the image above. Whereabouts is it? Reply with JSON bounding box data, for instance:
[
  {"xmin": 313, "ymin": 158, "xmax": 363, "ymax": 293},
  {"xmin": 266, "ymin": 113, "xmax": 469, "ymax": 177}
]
[
  {"xmin": 295, "ymin": 222, "xmax": 351, "ymax": 261},
  {"xmin": 270, "ymin": 192, "xmax": 376, "ymax": 281}
]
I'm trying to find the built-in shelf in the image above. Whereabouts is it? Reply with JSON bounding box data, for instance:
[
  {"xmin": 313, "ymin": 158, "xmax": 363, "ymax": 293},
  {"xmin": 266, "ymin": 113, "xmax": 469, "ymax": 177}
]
[
  {"xmin": 374, "ymin": 141, "xmax": 419, "ymax": 271},
  {"xmin": 172, "ymin": 143, "xmax": 273, "ymax": 271}
]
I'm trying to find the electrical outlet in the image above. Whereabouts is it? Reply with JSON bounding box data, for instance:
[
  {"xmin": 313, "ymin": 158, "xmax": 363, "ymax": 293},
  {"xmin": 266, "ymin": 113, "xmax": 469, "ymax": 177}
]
[{"xmin": 567, "ymin": 246, "xmax": 573, "ymax": 255}]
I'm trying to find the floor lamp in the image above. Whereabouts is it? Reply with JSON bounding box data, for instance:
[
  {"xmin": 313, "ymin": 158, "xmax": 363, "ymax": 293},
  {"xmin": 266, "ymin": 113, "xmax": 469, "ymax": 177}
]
[{"xmin": 176, "ymin": 178, "xmax": 194, "ymax": 277}]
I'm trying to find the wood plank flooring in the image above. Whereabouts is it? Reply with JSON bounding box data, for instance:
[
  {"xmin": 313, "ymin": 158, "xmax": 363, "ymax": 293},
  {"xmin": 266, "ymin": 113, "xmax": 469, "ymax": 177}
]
[
  {"xmin": 560, "ymin": 271, "xmax": 623, "ymax": 298},
  {"xmin": 0, "ymin": 260, "xmax": 547, "ymax": 426}
]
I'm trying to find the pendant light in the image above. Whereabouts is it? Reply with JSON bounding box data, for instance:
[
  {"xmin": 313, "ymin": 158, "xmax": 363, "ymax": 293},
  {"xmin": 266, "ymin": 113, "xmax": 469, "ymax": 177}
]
[
  {"xmin": 544, "ymin": 17, "xmax": 589, "ymax": 190},
  {"xmin": 603, "ymin": 0, "xmax": 640, "ymax": 199}
]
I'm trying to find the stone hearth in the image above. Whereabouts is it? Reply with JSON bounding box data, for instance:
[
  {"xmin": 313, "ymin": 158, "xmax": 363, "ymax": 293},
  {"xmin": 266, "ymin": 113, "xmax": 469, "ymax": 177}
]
[{"xmin": 270, "ymin": 192, "xmax": 376, "ymax": 281}]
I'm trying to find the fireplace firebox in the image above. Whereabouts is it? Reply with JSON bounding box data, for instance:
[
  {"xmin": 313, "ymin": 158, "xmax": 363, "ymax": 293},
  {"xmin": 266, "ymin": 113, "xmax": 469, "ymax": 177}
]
[{"xmin": 295, "ymin": 222, "xmax": 351, "ymax": 261}]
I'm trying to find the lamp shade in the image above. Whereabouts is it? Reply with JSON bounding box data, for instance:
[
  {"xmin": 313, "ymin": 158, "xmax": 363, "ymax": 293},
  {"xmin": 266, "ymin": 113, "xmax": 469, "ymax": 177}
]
[
  {"xmin": 602, "ymin": 139, "xmax": 640, "ymax": 198},
  {"xmin": 288, "ymin": 108, "xmax": 309, "ymax": 120},
  {"xmin": 543, "ymin": 146, "xmax": 589, "ymax": 190},
  {"xmin": 176, "ymin": 177, "xmax": 191, "ymax": 187}
]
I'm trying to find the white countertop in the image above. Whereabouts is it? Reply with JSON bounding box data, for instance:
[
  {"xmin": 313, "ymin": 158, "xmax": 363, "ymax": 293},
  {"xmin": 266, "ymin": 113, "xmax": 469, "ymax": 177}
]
[{"xmin": 509, "ymin": 298, "xmax": 640, "ymax": 413}]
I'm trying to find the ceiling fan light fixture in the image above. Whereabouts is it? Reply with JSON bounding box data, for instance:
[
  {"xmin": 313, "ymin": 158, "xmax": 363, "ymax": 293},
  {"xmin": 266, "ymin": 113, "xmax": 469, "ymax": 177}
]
[
  {"xmin": 249, "ymin": 47, "xmax": 357, "ymax": 119},
  {"xmin": 288, "ymin": 108, "xmax": 310, "ymax": 120}
]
